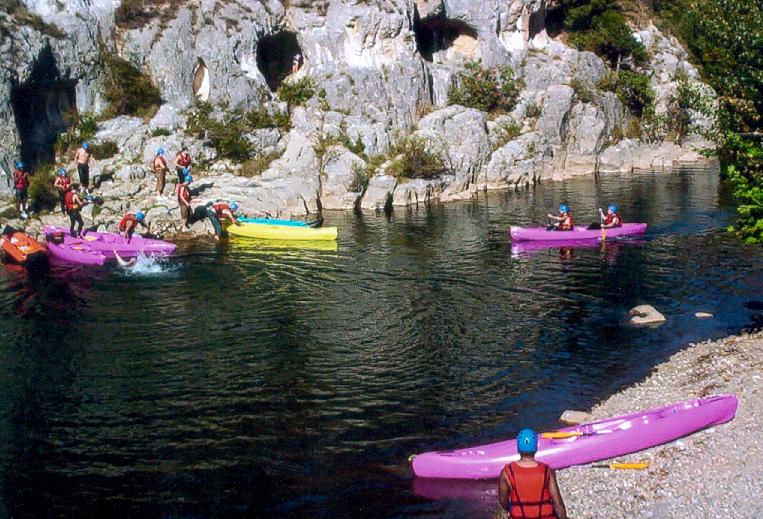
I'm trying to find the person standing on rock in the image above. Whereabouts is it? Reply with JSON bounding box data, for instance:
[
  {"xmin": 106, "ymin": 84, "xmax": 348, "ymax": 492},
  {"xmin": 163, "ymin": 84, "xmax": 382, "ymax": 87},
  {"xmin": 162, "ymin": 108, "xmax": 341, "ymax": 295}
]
[
  {"xmin": 153, "ymin": 147, "xmax": 169, "ymax": 199},
  {"xmin": 64, "ymin": 183, "xmax": 86, "ymax": 238},
  {"xmin": 498, "ymin": 429, "xmax": 567, "ymax": 519},
  {"xmin": 53, "ymin": 167, "xmax": 72, "ymax": 215},
  {"xmin": 175, "ymin": 169, "xmax": 193, "ymax": 229},
  {"xmin": 74, "ymin": 142, "xmax": 97, "ymax": 191},
  {"xmin": 118, "ymin": 211, "xmax": 148, "ymax": 243},
  {"xmin": 11, "ymin": 161, "xmax": 30, "ymax": 219},
  {"xmin": 173, "ymin": 148, "xmax": 192, "ymax": 183}
]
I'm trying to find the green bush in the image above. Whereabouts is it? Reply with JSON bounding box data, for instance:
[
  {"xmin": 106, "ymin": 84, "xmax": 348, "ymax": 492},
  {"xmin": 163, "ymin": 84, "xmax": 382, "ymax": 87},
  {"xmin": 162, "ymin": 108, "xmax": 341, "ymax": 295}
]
[
  {"xmin": 150, "ymin": 127, "xmax": 173, "ymax": 137},
  {"xmin": 387, "ymin": 135, "xmax": 446, "ymax": 180},
  {"xmin": 240, "ymin": 151, "xmax": 281, "ymax": 177},
  {"xmin": 570, "ymin": 78, "xmax": 597, "ymax": 104},
  {"xmin": 28, "ymin": 168, "xmax": 58, "ymax": 212},
  {"xmin": 2, "ymin": 0, "xmax": 65, "ymax": 38},
  {"xmin": 55, "ymin": 113, "xmax": 99, "ymax": 156},
  {"xmin": 491, "ymin": 119, "xmax": 523, "ymax": 151},
  {"xmin": 447, "ymin": 62, "xmax": 521, "ymax": 113},
  {"xmin": 245, "ymin": 108, "xmax": 291, "ymax": 131},
  {"xmin": 597, "ymin": 70, "xmax": 654, "ymax": 116},
  {"xmin": 102, "ymin": 51, "xmax": 162, "ymax": 119},
  {"xmin": 277, "ymin": 77, "xmax": 315, "ymax": 108},
  {"xmin": 90, "ymin": 141, "xmax": 119, "ymax": 159}
]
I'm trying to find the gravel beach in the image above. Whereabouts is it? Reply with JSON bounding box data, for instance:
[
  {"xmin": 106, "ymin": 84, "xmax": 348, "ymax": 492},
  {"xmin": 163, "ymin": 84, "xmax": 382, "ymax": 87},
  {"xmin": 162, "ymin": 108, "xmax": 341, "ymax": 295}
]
[{"xmin": 496, "ymin": 331, "xmax": 763, "ymax": 518}]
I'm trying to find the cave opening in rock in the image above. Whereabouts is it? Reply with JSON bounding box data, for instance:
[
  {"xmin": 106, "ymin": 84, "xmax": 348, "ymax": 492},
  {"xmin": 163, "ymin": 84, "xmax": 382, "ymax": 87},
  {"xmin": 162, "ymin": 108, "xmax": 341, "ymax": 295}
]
[
  {"xmin": 10, "ymin": 45, "xmax": 76, "ymax": 167},
  {"xmin": 256, "ymin": 31, "xmax": 302, "ymax": 92},
  {"xmin": 413, "ymin": 11, "xmax": 479, "ymax": 62},
  {"xmin": 192, "ymin": 59, "xmax": 210, "ymax": 101},
  {"xmin": 544, "ymin": 4, "xmax": 565, "ymax": 39}
]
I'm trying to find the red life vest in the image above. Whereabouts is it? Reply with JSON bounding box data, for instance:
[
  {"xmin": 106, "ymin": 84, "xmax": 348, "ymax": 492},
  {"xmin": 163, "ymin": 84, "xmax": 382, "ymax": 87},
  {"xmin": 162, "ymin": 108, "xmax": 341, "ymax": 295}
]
[
  {"xmin": 118, "ymin": 213, "xmax": 138, "ymax": 232},
  {"xmin": 64, "ymin": 191, "xmax": 79, "ymax": 210},
  {"xmin": 176, "ymin": 153, "xmax": 191, "ymax": 167},
  {"xmin": 176, "ymin": 183, "xmax": 190, "ymax": 202},
  {"xmin": 559, "ymin": 214, "xmax": 574, "ymax": 230},
  {"xmin": 12, "ymin": 169, "xmax": 29, "ymax": 190},
  {"xmin": 604, "ymin": 213, "xmax": 622, "ymax": 227},
  {"xmin": 504, "ymin": 462, "xmax": 557, "ymax": 519},
  {"xmin": 58, "ymin": 177, "xmax": 72, "ymax": 192},
  {"xmin": 213, "ymin": 203, "xmax": 230, "ymax": 218}
]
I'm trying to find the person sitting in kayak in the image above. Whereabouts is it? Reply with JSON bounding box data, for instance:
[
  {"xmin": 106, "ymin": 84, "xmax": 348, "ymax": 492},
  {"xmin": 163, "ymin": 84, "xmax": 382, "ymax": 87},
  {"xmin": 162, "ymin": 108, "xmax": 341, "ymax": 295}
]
[
  {"xmin": 206, "ymin": 201, "xmax": 241, "ymax": 240},
  {"xmin": 547, "ymin": 204, "xmax": 574, "ymax": 231},
  {"xmin": 499, "ymin": 429, "xmax": 568, "ymax": 519},
  {"xmin": 64, "ymin": 184, "xmax": 86, "ymax": 238},
  {"xmin": 118, "ymin": 211, "xmax": 148, "ymax": 243},
  {"xmin": 53, "ymin": 167, "xmax": 72, "ymax": 215},
  {"xmin": 175, "ymin": 169, "xmax": 193, "ymax": 229},
  {"xmin": 587, "ymin": 204, "xmax": 623, "ymax": 230}
]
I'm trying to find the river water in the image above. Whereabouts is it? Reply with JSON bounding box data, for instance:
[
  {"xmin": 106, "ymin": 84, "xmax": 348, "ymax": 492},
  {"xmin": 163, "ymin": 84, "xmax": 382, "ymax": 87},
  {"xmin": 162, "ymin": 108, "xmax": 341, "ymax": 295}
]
[{"xmin": 1, "ymin": 166, "xmax": 762, "ymax": 518}]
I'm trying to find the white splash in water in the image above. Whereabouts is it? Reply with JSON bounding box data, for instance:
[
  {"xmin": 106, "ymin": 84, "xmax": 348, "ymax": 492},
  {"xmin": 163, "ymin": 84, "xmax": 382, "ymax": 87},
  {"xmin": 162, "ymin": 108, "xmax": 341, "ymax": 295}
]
[{"xmin": 119, "ymin": 253, "xmax": 170, "ymax": 275}]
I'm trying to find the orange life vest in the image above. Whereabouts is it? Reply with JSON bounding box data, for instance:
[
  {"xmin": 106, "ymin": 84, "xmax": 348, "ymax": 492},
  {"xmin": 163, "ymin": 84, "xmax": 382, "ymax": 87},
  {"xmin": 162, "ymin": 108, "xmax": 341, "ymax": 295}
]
[
  {"xmin": 559, "ymin": 214, "xmax": 574, "ymax": 230},
  {"xmin": 153, "ymin": 155, "xmax": 168, "ymax": 172},
  {"xmin": 64, "ymin": 191, "xmax": 79, "ymax": 211},
  {"xmin": 118, "ymin": 213, "xmax": 138, "ymax": 232},
  {"xmin": 604, "ymin": 213, "xmax": 622, "ymax": 227},
  {"xmin": 176, "ymin": 153, "xmax": 191, "ymax": 167},
  {"xmin": 12, "ymin": 169, "xmax": 29, "ymax": 190},
  {"xmin": 212, "ymin": 203, "xmax": 231, "ymax": 219},
  {"xmin": 504, "ymin": 462, "xmax": 557, "ymax": 519}
]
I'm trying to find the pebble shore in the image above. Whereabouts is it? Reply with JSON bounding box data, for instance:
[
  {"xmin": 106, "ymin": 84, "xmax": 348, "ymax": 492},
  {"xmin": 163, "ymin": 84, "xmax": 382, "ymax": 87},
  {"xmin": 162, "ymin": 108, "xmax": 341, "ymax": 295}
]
[{"xmin": 497, "ymin": 331, "xmax": 763, "ymax": 518}]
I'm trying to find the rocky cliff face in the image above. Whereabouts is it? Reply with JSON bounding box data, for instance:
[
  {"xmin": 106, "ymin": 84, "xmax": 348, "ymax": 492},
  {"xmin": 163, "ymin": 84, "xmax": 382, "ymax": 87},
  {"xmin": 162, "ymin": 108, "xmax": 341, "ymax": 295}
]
[{"xmin": 0, "ymin": 0, "xmax": 714, "ymax": 231}]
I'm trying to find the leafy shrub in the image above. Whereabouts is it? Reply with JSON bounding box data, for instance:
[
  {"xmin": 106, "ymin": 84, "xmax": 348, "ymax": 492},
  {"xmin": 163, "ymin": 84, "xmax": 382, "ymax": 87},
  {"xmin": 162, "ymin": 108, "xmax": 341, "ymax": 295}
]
[
  {"xmin": 245, "ymin": 108, "xmax": 291, "ymax": 131},
  {"xmin": 150, "ymin": 127, "xmax": 173, "ymax": 137},
  {"xmin": 2, "ymin": 0, "xmax": 65, "ymax": 38},
  {"xmin": 55, "ymin": 113, "xmax": 99, "ymax": 156},
  {"xmin": 90, "ymin": 141, "xmax": 119, "ymax": 159},
  {"xmin": 277, "ymin": 77, "xmax": 315, "ymax": 108},
  {"xmin": 28, "ymin": 168, "xmax": 58, "ymax": 212},
  {"xmin": 240, "ymin": 151, "xmax": 281, "ymax": 177},
  {"xmin": 448, "ymin": 62, "xmax": 521, "ymax": 113},
  {"xmin": 597, "ymin": 71, "xmax": 654, "ymax": 116},
  {"xmin": 491, "ymin": 119, "xmax": 522, "ymax": 151},
  {"xmin": 102, "ymin": 52, "xmax": 162, "ymax": 119},
  {"xmin": 524, "ymin": 102, "xmax": 542, "ymax": 119},
  {"xmin": 387, "ymin": 135, "xmax": 446, "ymax": 180},
  {"xmin": 114, "ymin": 0, "xmax": 187, "ymax": 30},
  {"xmin": 570, "ymin": 78, "xmax": 596, "ymax": 104}
]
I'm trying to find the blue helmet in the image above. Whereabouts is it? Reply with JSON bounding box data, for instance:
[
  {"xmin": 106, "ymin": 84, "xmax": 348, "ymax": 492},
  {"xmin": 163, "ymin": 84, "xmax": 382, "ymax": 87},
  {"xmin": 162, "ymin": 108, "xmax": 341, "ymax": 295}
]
[
  {"xmin": 136, "ymin": 211, "xmax": 145, "ymax": 221},
  {"xmin": 559, "ymin": 204, "xmax": 570, "ymax": 214},
  {"xmin": 182, "ymin": 166, "xmax": 191, "ymax": 175},
  {"xmin": 82, "ymin": 142, "xmax": 90, "ymax": 150},
  {"xmin": 517, "ymin": 428, "xmax": 538, "ymax": 454},
  {"xmin": 184, "ymin": 174, "xmax": 193, "ymax": 184},
  {"xmin": 229, "ymin": 201, "xmax": 239, "ymax": 212},
  {"xmin": 15, "ymin": 160, "xmax": 24, "ymax": 169},
  {"xmin": 608, "ymin": 204, "xmax": 618, "ymax": 213},
  {"xmin": 58, "ymin": 168, "xmax": 67, "ymax": 176},
  {"xmin": 156, "ymin": 147, "xmax": 165, "ymax": 156}
]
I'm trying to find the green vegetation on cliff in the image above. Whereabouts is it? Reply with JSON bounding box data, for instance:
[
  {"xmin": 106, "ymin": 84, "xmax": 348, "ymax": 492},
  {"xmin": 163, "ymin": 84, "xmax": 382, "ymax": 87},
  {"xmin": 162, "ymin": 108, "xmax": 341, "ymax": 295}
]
[
  {"xmin": 447, "ymin": 62, "xmax": 521, "ymax": 114},
  {"xmin": 102, "ymin": 52, "xmax": 162, "ymax": 119}
]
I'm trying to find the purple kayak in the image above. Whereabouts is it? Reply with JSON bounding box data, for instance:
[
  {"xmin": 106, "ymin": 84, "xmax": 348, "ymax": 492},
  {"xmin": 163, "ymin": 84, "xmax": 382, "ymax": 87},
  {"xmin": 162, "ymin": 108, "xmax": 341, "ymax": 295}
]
[
  {"xmin": 411, "ymin": 394, "xmax": 737, "ymax": 479},
  {"xmin": 510, "ymin": 223, "xmax": 647, "ymax": 242},
  {"xmin": 44, "ymin": 226, "xmax": 176, "ymax": 266}
]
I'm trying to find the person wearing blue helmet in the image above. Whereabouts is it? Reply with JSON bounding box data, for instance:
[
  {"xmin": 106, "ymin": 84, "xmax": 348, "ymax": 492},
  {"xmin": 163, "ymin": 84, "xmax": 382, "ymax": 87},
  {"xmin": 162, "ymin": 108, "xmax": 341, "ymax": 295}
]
[
  {"xmin": 547, "ymin": 204, "xmax": 574, "ymax": 231},
  {"xmin": 203, "ymin": 200, "xmax": 241, "ymax": 240},
  {"xmin": 118, "ymin": 210, "xmax": 149, "ymax": 242},
  {"xmin": 152, "ymin": 147, "xmax": 169, "ymax": 198},
  {"xmin": 499, "ymin": 428, "xmax": 568, "ymax": 519},
  {"xmin": 173, "ymin": 147, "xmax": 192, "ymax": 183},
  {"xmin": 53, "ymin": 167, "xmax": 73, "ymax": 214},
  {"xmin": 75, "ymin": 141, "xmax": 97, "ymax": 190},
  {"xmin": 175, "ymin": 169, "xmax": 193, "ymax": 229},
  {"xmin": 599, "ymin": 203, "xmax": 622, "ymax": 229},
  {"xmin": 11, "ymin": 160, "xmax": 30, "ymax": 218}
]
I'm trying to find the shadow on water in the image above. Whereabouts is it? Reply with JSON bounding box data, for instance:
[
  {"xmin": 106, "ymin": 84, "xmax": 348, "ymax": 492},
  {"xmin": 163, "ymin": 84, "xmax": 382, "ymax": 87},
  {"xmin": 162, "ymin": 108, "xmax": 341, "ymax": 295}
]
[{"xmin": 1, "ymin": 165, "xmax": 762, "ymax": 518}]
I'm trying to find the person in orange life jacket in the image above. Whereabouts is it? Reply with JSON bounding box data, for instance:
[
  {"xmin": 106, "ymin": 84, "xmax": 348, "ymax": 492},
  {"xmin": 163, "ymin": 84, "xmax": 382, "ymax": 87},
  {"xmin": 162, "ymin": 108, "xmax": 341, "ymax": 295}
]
[
  {"xmin": 173, "ymin": 148, "xmax": 192, "ymax": 183},
  {"xmin": 205, "ymin": 201, "xmax": 241, "ymax": 240},
  {"xmin": 74, "ymin": 142, "xmax": 97, "ymax": 190},
  {"xmin": 499, "ymin": 429, "xmax": 567, "ymax": 519},
  {"xmin": 547, "ymin": 204, "xmax": 574, "ymax": 231},
  {"xmin": 118, "ymin": 211, "xmax": 148, "ymax": 243},
  {"xmin": 53, "ymin": 167, "xmax": 72, "ymax": 214},
  {"xmin": 64, "ymin": 184, "xmax": 87, "ymax": 237},
  {"xmin": 175, "ymin": 169, "xmax": 193, "ymax": 229},
  {"xmin": 11, "ymin": 161, "xmax": 30, "ymax": 218},
  {"xmin": 153, "ymin": 147, "xmax": 169, "ymax": 198}
]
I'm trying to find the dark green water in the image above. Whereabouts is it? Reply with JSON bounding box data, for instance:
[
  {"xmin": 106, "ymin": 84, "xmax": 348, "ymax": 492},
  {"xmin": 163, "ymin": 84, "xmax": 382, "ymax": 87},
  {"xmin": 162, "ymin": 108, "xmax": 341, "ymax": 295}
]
[{"xmin": 1, "ymin": 166, "xmax": 761, "ymax": 518}]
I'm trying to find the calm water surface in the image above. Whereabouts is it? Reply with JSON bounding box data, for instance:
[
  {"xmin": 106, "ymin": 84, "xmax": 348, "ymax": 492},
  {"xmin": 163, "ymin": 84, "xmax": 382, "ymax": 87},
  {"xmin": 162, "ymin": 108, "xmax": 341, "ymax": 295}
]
[{"xmin": 1, "ymin": 166, "xmax": 762, "ymax": 518}]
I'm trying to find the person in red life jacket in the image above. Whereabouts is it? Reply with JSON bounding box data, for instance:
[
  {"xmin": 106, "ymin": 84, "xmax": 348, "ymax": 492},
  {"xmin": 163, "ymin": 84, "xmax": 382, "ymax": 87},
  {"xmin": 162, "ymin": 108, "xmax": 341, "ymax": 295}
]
[
  {"xmin": 74, "ymin": 142, "xmax": 97, "ymax": 191},
  {"xmin": 64, "ymin": 183, "xmax": 87, "ymax": 237},
  {"xmin": 11, "ymin": 161, "xmax": 30, "ymax": 218},
  {"xmin": 173, "ymin": 147, "xmax": 192, "ymax": 183},
  {"xmin": 53, "ymin": 167, "xmax": 72, "ymax": 214},
  {"xmin": 153, "ymin": 147, "xmax": 169, "ymax": 199},
  {"xmin": 547, "ymin": 204, "xmax": 574, "ymax": 231},
  {"xmin": 599, "ymin": 204, "xmax": 622, "ymax": 228},
  {"xmin": 499, "ymin": 429, "xmax": 567, "ymax": 519},
  {"xmin": 175, "ymin": 169, "xmax": 193, "ymax": 229},
  {"xmin": 118, "ymin": 211, "xmax": 148, "ymax": 242},
  {"xmin": 205, "ymin": 201, "xmax": 241, "ymax": 240}
]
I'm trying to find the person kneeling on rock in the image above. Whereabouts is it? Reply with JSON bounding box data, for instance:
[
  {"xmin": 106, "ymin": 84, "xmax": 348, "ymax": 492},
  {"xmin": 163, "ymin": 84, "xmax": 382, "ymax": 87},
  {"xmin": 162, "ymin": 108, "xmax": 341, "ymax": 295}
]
[
  {"xmin": 205, "ymin": 201, "xmax": 241, "ymax": 240},
  {"xmin": 499, "ymin": 429, "xmax": 567, "ymax": 519},
  {"xmin": 175, "ymin": 169, "xmax": 193, "ymax": 229},
  {"xmin": 119, "ymin": 211, "xmax": 148, "ymax": 243}
]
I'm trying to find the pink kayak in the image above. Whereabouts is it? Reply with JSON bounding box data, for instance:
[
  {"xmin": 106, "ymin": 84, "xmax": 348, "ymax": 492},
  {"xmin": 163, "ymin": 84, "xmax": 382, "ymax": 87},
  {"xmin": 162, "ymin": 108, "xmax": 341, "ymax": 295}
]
[
  {"xmin": 44, "ymin": 226, "xmax": 176, "ymax": 265},
  {"xmin": 510, "ymin": 223, "xmax": 647, "ymax": 242},
  {"xmin": 411, "ymin": 394, "xmax": 737, "ymax": 479}
]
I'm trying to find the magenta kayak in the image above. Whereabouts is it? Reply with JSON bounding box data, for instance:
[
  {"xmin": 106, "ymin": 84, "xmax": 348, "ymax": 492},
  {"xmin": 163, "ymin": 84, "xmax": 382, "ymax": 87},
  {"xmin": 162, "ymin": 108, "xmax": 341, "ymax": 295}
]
[
  {"xmin": 44, "ymin": 226, "xmax": 176, "ymax": 265},
  {"xmin": 510, "ymin": 223, "xmax": 647, "ymax": 242},
  {"xmin": 411, "ymin": 394, "xmax": 737, "ymax": 479}
]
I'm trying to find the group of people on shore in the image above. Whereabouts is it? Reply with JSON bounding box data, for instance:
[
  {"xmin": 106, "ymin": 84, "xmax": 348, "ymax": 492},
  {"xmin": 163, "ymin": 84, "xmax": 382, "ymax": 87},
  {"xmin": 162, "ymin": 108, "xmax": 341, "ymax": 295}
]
[{"xmin": 11, "ymin": 142, "xmax": 241, "ymax": 241}]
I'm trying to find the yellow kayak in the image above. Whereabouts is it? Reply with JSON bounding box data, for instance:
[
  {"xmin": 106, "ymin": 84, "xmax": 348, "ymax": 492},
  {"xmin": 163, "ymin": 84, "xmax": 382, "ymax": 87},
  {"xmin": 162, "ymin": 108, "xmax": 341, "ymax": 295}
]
[{"xmin": 226, "ymin": 222, "xmax": 338, "ymax": 241}]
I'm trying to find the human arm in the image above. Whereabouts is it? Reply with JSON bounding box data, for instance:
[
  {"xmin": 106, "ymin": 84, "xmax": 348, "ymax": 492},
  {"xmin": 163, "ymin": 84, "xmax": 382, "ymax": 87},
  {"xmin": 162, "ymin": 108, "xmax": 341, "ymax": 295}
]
[
  {"xmin": 498, "ymin": 470, "xmax": 511, "ymax": 511},
  {"xmin": 548, "ymin": 469, "xmax": 567, "ymax": 519},
  {"xmin": 547, "ymin": 214, "xmax": 562, "ymax": 221},
  {"xmin": 599, "ymin": 207, "xmax": 605, "ymax": 220}
]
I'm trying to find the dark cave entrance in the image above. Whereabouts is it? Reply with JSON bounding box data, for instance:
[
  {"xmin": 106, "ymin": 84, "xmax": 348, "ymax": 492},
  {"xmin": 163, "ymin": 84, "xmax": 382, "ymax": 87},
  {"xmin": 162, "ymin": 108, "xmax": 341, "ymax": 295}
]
[
  {"xmin": 413, "ymin": 11, "xmax": 478, "ymax": 62},
  {"xmin": 256, "ymin": 31, "xmax": 302, "ymax": 92},
  {"xmin": 10, "ymin": 45, "xmax": 76, "ymax": 166}
]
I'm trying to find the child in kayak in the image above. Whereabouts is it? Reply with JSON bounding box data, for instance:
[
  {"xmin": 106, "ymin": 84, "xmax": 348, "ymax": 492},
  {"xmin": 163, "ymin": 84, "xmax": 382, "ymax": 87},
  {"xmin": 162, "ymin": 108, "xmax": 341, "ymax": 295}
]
[
  {"xmin": 547, "ymin": 204, "xmax": 574, "ymax": 231},
  {"xmin": 588, "ymin": 204, "xmax": 623, "ymax": 230},
  {"xmin": 118, "ymin": 211, "xmax": 148, "ymax": 242}
]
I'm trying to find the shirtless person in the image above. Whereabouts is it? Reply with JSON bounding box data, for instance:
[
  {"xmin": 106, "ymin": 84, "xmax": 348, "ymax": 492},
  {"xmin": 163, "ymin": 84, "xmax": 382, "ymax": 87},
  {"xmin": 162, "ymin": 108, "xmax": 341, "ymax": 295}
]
[{"xmin": 74, "ymin": 142, "xmax": 96, "ymax": 191}]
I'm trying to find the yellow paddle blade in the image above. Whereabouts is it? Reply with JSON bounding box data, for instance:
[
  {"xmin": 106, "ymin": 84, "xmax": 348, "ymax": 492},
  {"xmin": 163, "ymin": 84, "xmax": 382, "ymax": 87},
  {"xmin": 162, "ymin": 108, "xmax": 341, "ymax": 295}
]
[
  {"xmin": 83, "ymin": 235, "xmax": 98, "ymax": 241},
  {"xmin": 541, "ymin": 431, "xmax": 584, "ymax": 439},
  {"xmin": 591, "ymin": 461, "xmax": 650, "ymax": 470}
]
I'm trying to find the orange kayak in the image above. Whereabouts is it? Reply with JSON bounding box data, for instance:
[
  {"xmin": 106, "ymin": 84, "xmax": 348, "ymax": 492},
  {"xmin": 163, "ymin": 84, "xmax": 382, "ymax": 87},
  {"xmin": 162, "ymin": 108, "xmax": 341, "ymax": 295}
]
[{"xmin": 1, "ymin": 229, "xmax": 48, "ymax": 269}]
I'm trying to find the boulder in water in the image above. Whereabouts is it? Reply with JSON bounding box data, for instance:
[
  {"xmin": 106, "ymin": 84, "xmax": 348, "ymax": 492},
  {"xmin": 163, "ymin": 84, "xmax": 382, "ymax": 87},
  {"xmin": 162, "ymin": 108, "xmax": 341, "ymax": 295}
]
[{"xmin": 629, "ymin": 304, "xmax": 667, "ymax": 325}]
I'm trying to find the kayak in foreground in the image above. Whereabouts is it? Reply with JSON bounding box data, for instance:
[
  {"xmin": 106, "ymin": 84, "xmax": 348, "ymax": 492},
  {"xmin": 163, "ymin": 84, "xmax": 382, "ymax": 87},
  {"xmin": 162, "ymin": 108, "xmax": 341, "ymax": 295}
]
[
  {"xmin": 510, "ymin": 223, "xmax": 647, "ymax": 242},
  {"xmin": 227, "ymin": 222, "xmax": 338, "ymax": 241},
  {"xmin": 410, "ymin": 394, "xmax": 737, "ymax": 479},
  {"xmin": 0, "ymin": 228, "xmax": 48, "ymax": 271},
  {"xmin": 44, "ymin": 226, "xmax": 176, "ymax": 265}
]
